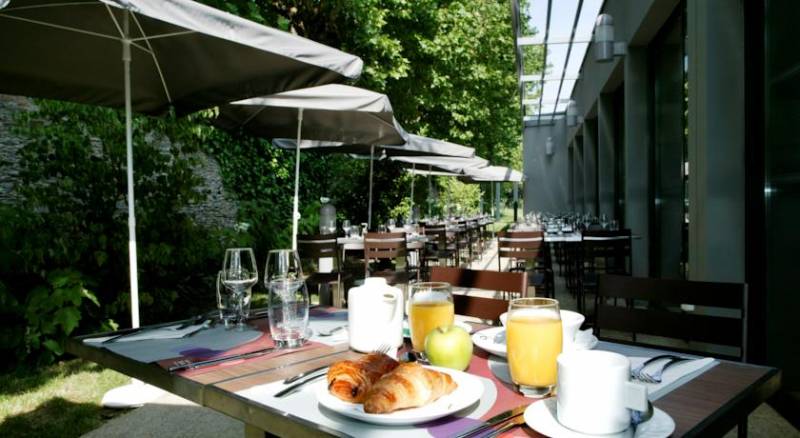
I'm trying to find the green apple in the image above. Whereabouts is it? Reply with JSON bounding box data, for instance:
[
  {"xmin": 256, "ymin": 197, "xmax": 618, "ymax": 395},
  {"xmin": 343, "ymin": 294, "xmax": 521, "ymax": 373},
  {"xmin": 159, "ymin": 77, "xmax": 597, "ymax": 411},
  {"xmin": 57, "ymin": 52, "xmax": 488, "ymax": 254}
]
[{"xmin": 424, "ymin": 325, "xmax": 473, "ymax": 371}]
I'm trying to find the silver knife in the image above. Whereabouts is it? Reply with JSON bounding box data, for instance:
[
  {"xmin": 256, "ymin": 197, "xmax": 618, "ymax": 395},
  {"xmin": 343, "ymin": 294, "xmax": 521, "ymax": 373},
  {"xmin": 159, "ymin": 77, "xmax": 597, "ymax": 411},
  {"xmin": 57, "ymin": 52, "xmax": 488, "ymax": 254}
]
[
  {"xmin": 168, "ymin": 347, "xmax": 276, "ymax": 373},
  {"xmin": 485, "ymin": 413, "xmax": 527, "ymax": 438},
  {"xmin": 453, "ymin": 404, "xmax": 529, "ymax": 438},
  {"xmin": 274, "ymin": 373, "xmax": 326, "ymax": 398},
  {"xmin": 284, "ymin": 364, "xmax": 330, "ymax": 384}
]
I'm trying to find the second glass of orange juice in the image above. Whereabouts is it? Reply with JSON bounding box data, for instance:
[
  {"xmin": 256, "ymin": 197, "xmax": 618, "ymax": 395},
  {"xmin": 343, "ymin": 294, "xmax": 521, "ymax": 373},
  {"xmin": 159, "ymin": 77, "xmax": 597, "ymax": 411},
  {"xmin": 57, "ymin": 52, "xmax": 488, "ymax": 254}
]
[
  {"xmin": 408, "ymin": 282, "xmax": 454, "ymax": 352},
  {"xmin": 506, "ymin": 297, "xmax": 562, "ymax": 397}
]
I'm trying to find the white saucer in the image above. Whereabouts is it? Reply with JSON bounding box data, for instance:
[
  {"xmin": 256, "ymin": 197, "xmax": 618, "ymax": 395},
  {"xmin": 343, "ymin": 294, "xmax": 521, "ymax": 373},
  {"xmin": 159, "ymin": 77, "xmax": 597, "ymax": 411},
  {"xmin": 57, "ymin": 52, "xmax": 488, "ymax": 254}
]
[
  {"xmin": 524, "ymin": 398, "xmax": 675, "ymax": 438},
  {"xmin": 472, "ymin": 327, "xmax": 598, "ymax": 358}
]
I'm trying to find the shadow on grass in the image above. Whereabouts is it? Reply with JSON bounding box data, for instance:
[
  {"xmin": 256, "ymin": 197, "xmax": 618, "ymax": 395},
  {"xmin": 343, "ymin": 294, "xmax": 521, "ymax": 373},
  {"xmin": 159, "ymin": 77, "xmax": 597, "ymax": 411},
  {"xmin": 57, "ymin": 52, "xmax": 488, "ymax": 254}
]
[
  {"xmin": 0, "ymin": 360, "xmax": 105, "ymax": 397},
  {"xmin": 0, "ymin": 396, "xmax": 127, "ymax": 438}
]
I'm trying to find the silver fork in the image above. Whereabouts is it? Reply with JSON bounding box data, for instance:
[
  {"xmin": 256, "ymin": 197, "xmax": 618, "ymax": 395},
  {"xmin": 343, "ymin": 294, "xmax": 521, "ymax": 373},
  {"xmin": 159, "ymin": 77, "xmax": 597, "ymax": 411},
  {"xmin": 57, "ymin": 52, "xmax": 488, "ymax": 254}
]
[
  {"xmin": 275, "ymin": 343, "xmax": 392, "ymax": 398},
  {"xmin": 630, "ymin": 354, "xmax": 682, "ymax": 381},
  {"xmin": 638, "ymin": 357, "xmax": 692, "ymax": 384}
]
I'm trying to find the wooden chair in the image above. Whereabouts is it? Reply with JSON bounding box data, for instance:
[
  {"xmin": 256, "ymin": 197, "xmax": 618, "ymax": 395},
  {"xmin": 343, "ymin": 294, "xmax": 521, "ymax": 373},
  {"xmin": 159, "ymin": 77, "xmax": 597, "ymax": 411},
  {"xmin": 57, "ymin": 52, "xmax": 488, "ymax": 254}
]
[
  {"xmin": 363, "ymin": 232, "xmax": 409, "ymax": 286},
  {"xmin": 422, "ymin": 225, "xmax": 456, "ymax": 273},
  {"xmin": 596, "ymin": 274, "xmax": 749, "ymax": 436},
  {"xmin": 497, "ymin": 230, "xmax": 554, "ymax": 298},
  {"xmin": 430, "ymin": 266, "xmax": 528, "ymax": 302},
  {"xmin": 579, "ymin": 229, "xmax": 632, "ymax": 315},
  {"xmin": 596, "ymin": 274, "xmax": 747, "ymax": 361},
  {"xmin": 297, "ymin": 233, "xmax": 350, "ymax": 307},
  {"xmin": 430, "ymin": 266, "xmax": 526, "ymax": 324}
]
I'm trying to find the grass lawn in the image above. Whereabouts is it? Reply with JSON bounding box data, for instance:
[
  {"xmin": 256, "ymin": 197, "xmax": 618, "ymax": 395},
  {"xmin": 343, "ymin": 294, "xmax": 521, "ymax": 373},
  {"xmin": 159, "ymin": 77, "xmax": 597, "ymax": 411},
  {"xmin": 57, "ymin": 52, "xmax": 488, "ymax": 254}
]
[{"xmin": 0, "ymin": 360, "xmax": 130, "ymax": 438}]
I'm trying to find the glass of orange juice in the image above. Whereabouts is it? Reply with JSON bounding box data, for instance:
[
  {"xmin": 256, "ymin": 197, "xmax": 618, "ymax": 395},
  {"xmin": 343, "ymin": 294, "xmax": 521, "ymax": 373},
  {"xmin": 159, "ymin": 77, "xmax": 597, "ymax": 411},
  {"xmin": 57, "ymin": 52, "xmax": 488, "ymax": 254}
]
[
  {"xmin": 506, "ymin": 297, "xmax": 562, "ymax": 397},
  {"xmin": 408, "ymin": 282, "xmax": 454, "ymax": 352}
]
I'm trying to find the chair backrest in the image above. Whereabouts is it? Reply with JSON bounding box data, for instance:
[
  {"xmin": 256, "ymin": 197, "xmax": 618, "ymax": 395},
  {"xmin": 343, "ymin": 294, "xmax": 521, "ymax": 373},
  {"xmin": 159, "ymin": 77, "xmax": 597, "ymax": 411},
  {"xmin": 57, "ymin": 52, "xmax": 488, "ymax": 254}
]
[
  {"xmin": 582, "ymin": 229, "xmax": 632, "ymax": 275},
  {"xmin": 297, "ymin": 233, "xmax": 340, "ymax": 272},
  {"xmin": 596, "ymin": 274, "xmax": 748, "ymax": 361},
  {"xmin": 423, "ymin": 226, "xmax": 448, "ymax": 247},
  {"xmin": 430, "ymin": 266, "xmax": 527, "ymax": 297},
  {"xmin": 363, "ymin": 231, "xmax": 406, "ymax": 262},
  {"xmin": 497, "ymin": 230, "xmax": 544, "ymax": 268},
  {"xmin": 430, "ymin": 267, "xmax": 526, "ymax": 322}
]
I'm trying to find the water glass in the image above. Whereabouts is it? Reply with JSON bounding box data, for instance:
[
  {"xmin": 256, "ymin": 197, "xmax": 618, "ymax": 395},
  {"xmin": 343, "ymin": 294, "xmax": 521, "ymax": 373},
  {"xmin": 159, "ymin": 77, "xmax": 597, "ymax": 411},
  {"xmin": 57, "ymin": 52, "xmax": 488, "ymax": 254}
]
[
  {"xmin": 221, "ymin": 248, "xmax": 258, "ymax": 330},
  {"xmin": 264, "ymin": 249, "xmax": 310, "ymax": 348},
  {"xmin": 216, "ymin": 271, "xmax": 237, "ymax": 328},
  {"xmin": 360, "ymin": 222, "xmax": 368, "ymax": 236},
  {"xmin": 506, "ymin": 297, "xmax": 562, "ymax": 398}
]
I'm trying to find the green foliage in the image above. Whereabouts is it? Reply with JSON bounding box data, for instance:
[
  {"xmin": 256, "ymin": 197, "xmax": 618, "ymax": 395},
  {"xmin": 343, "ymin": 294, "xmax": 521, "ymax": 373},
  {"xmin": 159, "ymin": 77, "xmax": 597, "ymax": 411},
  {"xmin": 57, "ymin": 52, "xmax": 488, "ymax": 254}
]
[
  {"xmin": 0, "ymin": 101, "xmax": 237, "ymax": 366},
  {"xmin": 434, "ymin": 177, "xmax": 482, "ymax": 217}
]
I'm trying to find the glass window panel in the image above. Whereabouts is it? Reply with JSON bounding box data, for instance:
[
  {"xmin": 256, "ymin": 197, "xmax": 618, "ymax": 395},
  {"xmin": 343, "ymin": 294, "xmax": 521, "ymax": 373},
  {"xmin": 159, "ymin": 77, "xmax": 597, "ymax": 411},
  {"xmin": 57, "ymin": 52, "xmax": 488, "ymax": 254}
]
[
  {"xmin": 575, "ymin": 0, "xmax": 604, "ymax": 41},
  {"xmin": 547, "ymin": 0, "xmax": 579, "ymax": 42},
  {"xmin": 521, "ymin": 0, "xmax": 550, "ymax": 40}
]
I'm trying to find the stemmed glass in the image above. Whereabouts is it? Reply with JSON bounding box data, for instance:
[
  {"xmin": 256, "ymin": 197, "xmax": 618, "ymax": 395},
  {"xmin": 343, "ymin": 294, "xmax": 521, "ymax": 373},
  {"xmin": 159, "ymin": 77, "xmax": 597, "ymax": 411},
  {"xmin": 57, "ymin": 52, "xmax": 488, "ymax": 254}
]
[
  {"xmin": 264, "ymin": 249, "xmax": 310, "ymax": 349},
  {"xmin": 221, "ymin": 248, "xmax": 258, "ymax": 330},
  {"xmin": 342, "ymin": 219, "xmax": 351, "ymax": 237}
]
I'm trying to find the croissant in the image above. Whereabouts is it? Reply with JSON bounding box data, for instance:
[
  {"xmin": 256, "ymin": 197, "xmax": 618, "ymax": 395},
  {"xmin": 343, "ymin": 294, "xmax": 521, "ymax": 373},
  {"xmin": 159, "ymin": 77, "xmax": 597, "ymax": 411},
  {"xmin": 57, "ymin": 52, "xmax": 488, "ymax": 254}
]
[
  {"xmin": 363, "ymin": 362, "xmax": 458, "ymax": 414},
  {"xmin": 327, "ymin": 353, "xmax": 399, "ymax": 403}
]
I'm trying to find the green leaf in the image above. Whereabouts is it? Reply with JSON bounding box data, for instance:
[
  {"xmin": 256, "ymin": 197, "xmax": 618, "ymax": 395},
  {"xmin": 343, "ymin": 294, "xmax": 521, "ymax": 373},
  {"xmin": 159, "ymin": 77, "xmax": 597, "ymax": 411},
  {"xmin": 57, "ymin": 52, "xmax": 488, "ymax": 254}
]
[
  {"xmin": 53, "ymin": 307, "xmax": 81, "ymax": 335},
  {"xmin": 42, "ymin": 339, "xmax": 63, "ymax": 356}
]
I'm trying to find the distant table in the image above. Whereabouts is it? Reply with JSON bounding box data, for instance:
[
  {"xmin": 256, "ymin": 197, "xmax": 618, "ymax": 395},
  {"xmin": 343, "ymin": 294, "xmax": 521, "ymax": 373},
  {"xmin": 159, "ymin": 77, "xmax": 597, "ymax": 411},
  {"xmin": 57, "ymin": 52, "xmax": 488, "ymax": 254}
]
[{"xmin": 67, "ymin": 310, "xmax": 781, "ymax": 437}]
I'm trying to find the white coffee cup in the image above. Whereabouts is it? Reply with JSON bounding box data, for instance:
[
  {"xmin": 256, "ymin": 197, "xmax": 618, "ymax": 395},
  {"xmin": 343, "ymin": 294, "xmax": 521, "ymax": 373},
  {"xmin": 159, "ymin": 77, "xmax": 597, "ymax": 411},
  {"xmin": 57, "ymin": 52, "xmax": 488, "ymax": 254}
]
[
  {"xmin": 500, "ymin": 310, "xmax": 585, "ymax": 351},
  {"xmin": 556, "ymin": 350, "xmax": 649, "ymax": 434}
]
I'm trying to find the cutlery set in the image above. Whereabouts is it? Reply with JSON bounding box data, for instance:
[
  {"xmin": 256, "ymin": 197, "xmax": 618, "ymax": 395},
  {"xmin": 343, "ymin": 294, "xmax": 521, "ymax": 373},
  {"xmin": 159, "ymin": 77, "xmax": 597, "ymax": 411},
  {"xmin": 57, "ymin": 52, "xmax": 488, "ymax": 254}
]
[{"xmin": 630, "ymin": 354, "xmax": 692, "ymax": 384}]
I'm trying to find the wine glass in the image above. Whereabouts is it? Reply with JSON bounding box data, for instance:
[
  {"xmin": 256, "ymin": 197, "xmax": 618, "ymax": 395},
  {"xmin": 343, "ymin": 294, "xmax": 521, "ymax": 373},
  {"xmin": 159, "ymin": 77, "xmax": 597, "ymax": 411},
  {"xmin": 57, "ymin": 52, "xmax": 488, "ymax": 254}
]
[
  {"xmin": 264, "ymin": 249, "xmax": 310, "ymax": 349},
  {"xmin": 342, "ymin": 219, "xmax": 351, "ymax": 237},
  {"xmin": 221, "ymin": 248, "xmax": 258, "ymax": 330},
  {"xmin": 216, "ymin": 270, "xmax": 237, "ymax": 328}
]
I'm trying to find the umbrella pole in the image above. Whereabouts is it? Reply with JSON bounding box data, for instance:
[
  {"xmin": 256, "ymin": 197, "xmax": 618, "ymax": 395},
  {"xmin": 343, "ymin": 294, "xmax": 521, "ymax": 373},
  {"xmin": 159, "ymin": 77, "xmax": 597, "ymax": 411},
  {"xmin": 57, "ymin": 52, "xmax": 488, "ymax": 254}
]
[
  {"xmin": 428, "ymin": 165, "xmax": 432, "ymax": 218},
  {"xmin": 409, "ymin": 164, "xmax": 415, "ymax": 223},
  {"xmin": 102, "ymin": 12, "xmax": 165, "ymax": 408},
  {"xmin": 367, "ymin": 145, "xmax": 375, "ymax": 229},
  {"xmin": 292, "ymin": 108, "xmax": 304, "ymax": 250},
  {"xmin": 122, "ymin": 24, "xmax": 139, "ymax": 330}
]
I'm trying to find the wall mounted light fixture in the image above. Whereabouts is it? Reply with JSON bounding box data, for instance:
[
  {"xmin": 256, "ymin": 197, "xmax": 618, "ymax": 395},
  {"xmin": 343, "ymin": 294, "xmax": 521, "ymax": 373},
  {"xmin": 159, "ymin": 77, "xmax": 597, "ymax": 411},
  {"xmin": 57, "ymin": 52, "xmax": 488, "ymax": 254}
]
[
  {"xmin": 566, "ymin": 100, "xmax": 582, "ymax": 127},
  {"xmin": 594, "ymin": 14, "xmax": 626, "ymax": 63},
  {"xmin": 545, "ymin": 136, "xmax": 554, "ymax": 156}
]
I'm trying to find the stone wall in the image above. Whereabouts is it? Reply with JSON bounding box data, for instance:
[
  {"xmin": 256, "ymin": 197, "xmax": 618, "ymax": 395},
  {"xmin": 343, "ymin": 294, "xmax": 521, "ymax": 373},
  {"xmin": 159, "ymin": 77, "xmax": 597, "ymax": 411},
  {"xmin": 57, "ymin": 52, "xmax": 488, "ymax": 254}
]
[{"xmin": 0, "ymin": 94, "xmax": 238, "ymax": 230}]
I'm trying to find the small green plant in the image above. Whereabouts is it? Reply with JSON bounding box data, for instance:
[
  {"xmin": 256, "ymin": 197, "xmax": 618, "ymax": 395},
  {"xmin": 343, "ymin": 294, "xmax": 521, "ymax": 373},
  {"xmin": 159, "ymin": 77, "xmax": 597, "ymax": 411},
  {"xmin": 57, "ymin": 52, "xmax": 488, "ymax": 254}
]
[{"xmin": 23, "ymin": 270, "xmax": 99, "ymax": 363}]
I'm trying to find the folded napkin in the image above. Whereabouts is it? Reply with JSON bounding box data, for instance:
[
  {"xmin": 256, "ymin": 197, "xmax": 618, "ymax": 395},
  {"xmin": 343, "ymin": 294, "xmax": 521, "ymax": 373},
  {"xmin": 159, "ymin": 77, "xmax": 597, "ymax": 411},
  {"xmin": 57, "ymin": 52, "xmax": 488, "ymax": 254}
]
[
  {"xmin": 629, "ymin": 356, "xmax": 718, "ymax": 400},
  {"xmin": 83, "ymin": 322, "xmax": 209, "ymax": 344}
]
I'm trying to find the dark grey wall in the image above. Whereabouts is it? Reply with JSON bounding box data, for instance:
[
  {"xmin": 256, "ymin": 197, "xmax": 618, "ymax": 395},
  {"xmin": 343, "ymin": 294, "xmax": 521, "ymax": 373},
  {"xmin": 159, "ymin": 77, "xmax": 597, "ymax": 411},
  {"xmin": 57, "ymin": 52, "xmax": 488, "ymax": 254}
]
[
  {"xmin": 687, "ymin": 0, "xmax": 745, "ymax": 282},
  {"xmin": 523, "ymin": 116, "xmax": 569, "ymax": 214}
]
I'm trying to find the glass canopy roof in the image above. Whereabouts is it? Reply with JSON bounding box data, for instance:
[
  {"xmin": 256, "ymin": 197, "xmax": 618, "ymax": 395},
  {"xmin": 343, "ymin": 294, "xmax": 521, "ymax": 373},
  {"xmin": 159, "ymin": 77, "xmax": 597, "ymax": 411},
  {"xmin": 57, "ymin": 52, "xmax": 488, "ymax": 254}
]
[{"xmin": 516, "ymin": 0, "xmax": 604, "ymax": 122}]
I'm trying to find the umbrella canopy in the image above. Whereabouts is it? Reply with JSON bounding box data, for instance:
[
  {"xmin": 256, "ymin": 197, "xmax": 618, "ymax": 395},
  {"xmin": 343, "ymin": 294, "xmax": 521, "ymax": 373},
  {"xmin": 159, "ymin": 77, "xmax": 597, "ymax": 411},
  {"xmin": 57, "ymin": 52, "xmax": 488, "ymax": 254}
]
[
  {"xmin": 0, "ymin": 0, "xmax": 363, "ymax": 115},
  {"xmin": 0, "ymin": 0, "xmax": 363, "ymax": 329},
  {"xmin": 216, "ymin": 84, "xmax": 408, "ymax": 249},
  {"xmin": 274, "ymin": 136, "xmax": 477, "ymax": 228},
  {"xmin": 390, "ymin": 155, "xmax": 488, "ymax": 173},
  {"xmin": 463, "ymin": 165, "xmax": 525, "ymax": 182},
  {"xmin": 216, "ymin": 84, "xmax": 407, "ymax": 145},
  {"xmin": 272, "ymin": 134, "xmax": 475, "ymax": 158}
]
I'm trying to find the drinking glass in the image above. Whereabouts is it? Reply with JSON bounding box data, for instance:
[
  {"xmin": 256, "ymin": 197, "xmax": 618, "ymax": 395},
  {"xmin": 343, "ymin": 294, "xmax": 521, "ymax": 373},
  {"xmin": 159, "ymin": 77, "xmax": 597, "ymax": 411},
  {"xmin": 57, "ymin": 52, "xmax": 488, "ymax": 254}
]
[
  {"xmin": 387, "ymin": 218, "xmax": 396, "ymax": 229},
  {"xmin": 342, "ymin": 220, "xmax": 351, "ymax": 237},
  {"xmin": 360, "ymin": 222, "xmax": 368, "ymax": 237},
  {"xmin": 221, "ymin": 248, "xmax": 258, "ymax": 330},
  {"xmin": 507, "ymin": 297, "xmax": 562, "ymax": 397},
  {"xmin": 408, "ymin": 282, "xmax": 454, "ymax": 352},
  {"xmin": 264, "ymin": 249, "xmax": 310, "ymax": 348},
  {"xmin": 216, "ymin": 271, "xmax": 237, "ymax": 328}
]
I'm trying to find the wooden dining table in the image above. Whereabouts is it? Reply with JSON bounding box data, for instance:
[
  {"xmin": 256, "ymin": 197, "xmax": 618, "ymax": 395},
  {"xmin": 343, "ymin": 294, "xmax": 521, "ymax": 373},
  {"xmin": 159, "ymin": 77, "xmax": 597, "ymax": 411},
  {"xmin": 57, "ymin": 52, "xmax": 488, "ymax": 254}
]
[{"xmin": 67, "ymin": 308, "xmax": 780, "ymax": 437}]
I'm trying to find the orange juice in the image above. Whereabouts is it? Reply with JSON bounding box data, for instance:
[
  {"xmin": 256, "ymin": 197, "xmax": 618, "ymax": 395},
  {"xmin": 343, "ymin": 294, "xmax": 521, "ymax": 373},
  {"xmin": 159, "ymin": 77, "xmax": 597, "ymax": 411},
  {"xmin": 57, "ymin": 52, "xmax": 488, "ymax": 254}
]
[
  {"xmin": 409, "ymin": 300, "xmax": 454, "ymax": 351},
  {"xmin": 507, "ymin": 314, "xmax": 562, "ymax": 387}
]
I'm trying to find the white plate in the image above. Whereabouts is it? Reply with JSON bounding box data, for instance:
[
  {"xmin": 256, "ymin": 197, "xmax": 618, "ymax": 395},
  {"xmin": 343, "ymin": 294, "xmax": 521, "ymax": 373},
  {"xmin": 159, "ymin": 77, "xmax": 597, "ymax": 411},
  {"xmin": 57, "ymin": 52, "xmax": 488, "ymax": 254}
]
[
  {"xmin": 472, "ymin": 327, "xmax": 598, "ymax": 358},
  {"xmin": 524, "ymin": 398, "xmax": 676, "ymax": 438},
  {"xmin": 315, "ymin": 365, "xmax": 483, "ymax": 425},
  {"xmin": 402, "ymin": 319, "xmax": 474, "ymax": 338}
]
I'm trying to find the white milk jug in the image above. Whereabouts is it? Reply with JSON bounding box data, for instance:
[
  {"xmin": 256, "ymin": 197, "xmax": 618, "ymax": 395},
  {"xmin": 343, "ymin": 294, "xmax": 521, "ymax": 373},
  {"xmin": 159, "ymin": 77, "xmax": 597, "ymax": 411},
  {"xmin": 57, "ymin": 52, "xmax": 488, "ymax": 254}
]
[{"xmin": 348, "ymin": 277, "xmax": 403, "ymax": 352}]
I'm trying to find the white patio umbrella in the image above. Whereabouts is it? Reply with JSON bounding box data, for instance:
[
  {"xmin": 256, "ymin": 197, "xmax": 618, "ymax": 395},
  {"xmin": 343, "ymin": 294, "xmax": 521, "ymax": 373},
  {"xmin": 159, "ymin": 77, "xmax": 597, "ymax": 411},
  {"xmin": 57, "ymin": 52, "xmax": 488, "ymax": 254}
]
[
  {"xmin": 275, "ymin": 135, "xmax": 477, "ymax": 228},
  {"xmin": 0, "ymin": 0, "xmax": 362, "ymax": 406},
  {"xmin": 216, "ymin": 84, "xmax": 408, "ymax": 249}
]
